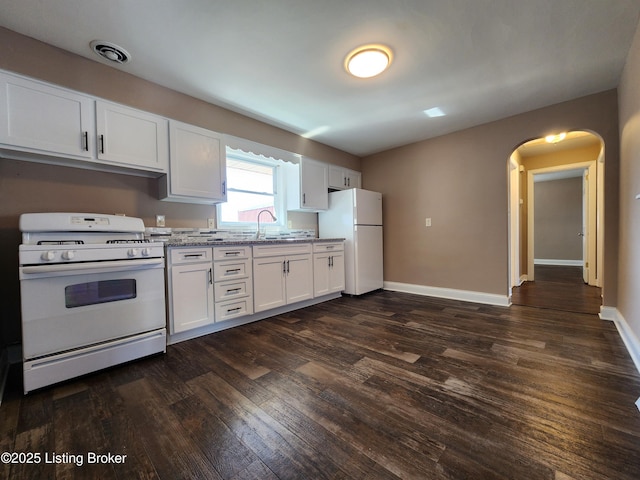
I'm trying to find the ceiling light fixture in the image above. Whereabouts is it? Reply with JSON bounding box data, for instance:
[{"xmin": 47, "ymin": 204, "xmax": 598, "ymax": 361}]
[
  {"xmin": 345, "ymin": 44, "xmax": 392, "ymax": 78},
  {"xmin": 544, "ymin": 132, "xmax": 567, "ymax": 144}
]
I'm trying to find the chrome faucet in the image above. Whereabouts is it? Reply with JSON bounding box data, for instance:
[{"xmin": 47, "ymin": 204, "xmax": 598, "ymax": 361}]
[{"xmin": 256, "ymin": 209, "xmax": 277, "ymax": 239}]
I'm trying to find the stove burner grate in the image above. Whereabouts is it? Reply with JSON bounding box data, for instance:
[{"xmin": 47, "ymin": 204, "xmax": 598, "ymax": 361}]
[
  {"xmin": 106, "ymin": 239, "xmax": 150, "ymax": 244},
  {"xmin": 37, "ymin": 240, "xmax": 84, "ymax": 245}
]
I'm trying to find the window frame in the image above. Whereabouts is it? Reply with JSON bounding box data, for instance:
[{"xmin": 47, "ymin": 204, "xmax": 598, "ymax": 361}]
[{"xmin": 216, "ymin": 149, "xmax": 285, "ymax": 229}]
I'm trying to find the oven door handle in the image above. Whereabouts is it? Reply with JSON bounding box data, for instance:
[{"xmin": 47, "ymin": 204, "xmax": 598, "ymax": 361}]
[{"xmin": 21, "ymin": 258, "xmax": 165, "ymax": 276}]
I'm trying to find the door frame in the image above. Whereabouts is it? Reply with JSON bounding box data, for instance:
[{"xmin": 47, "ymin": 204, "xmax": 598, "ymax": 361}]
[{"xmin": 526, "ymin": 161, "xmax": 597, "ymax": 284}]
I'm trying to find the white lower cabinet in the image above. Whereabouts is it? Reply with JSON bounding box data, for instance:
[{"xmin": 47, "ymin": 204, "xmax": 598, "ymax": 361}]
[
  {"xmin": 253, "ymin": 243, "xmax": 314, "ymax": 313},
  {"xmin": 168, "ymin": 245, "xmax": 254, "ymax": 334},
  {"xmin": 168, "ymin": 248, "xmax": 214, "ymax": 334},
  {"xmin": 213, "ymin": 246, "xmax": 253, "ymax": 321},
  {"xmin": 313, "ymin": 241, "xmax": 345, "ymax": 297},
  {"xmin": 168, "ymin": 241, "xmax": 343, "ymax": 342}
]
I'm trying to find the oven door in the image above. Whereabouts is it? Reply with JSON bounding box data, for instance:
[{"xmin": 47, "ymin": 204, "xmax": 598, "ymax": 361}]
[{"xmin": 20, "ymin": 258, "xmax": 166, "ymax": 360}]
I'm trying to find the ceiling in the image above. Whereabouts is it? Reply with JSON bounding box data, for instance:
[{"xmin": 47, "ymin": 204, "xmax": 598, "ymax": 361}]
[{"xmin": 1, "ymin": 0, "xmax": 639, "ymax": 157}]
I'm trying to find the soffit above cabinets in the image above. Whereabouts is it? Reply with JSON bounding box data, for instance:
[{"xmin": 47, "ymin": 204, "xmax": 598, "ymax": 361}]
[{"xmin": 0, "ymin": 0, "xmax": 638, "ymax": 156}]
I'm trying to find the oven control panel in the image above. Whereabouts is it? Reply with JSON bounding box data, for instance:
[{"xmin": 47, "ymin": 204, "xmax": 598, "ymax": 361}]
[{"xmin": 20, "ymin": 243, "xmax": 165, "ymax": 265}]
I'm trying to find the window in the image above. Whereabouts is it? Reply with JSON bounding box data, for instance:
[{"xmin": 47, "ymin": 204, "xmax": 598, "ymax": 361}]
[{"xmin": 217, "ymin": 149, "xmax": 284, "ymax": 227}]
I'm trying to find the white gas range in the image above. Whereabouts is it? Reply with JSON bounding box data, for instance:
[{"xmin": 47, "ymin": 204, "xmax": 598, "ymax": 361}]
[{"xmin": 18, "ymin": 213, "xmax": 167, "ymax": 394}]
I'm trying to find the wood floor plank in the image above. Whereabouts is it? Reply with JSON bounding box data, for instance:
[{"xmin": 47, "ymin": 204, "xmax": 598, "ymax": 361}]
[
  {"xmin": 2, "ymin": 288, "xmax": 640, "ymax": 479},
  {"xmin": 116, "ymin": 377, "xmax": 221, "ymax": 479}
]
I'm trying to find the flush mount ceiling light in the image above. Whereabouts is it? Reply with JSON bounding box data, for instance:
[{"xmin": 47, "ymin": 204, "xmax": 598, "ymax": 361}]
[
  {"xmin": 90, "ymin": 40, "xmax": 131, "ymax": 64},
  {"xmin": 545, "ymin": 132, "xmax": 567, "ymax": 144},
  {"xmin": 345, "ymin": 44, "xmax": 393, "ymax": 78}
]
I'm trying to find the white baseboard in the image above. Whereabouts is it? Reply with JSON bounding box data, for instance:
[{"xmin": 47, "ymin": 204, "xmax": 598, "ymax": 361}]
[
  {"xmin": 534, "ymin": 259, "xmax": 583, "ymax": 266},
  {"xmin": 383, "ymin": 281, "xmax": 510, "ymax": 307},
  {"xmin": 600, "ymin": 306, "xmax": 640, "ymax": 376}
]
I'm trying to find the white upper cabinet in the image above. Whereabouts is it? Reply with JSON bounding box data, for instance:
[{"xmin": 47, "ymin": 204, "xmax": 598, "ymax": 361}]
[
  {"xmin": 0, "ymin": 70, "xmax": 169, "ymax": 176},
  {"xmin": 286, "ymin": 157, "xmax": 329, "ymax": 211},
  {"xmin": 0, "ymin": 71, "xmax": 95, "ymax": 160},
  {"xmin": 160, "ymin": 120, "xmax": 227, "ymax": 203},
  {"xmin": 328, "ymin": 165, "xmax": 361, "ymax": 190},
  {"xmin": 95, "ymin": 100, "xmax": 168, "ymax": 173}
]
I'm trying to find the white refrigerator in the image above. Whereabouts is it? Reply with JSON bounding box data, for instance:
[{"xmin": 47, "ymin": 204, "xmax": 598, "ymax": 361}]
[{"xmin": 318, "ymin": 188, "xmax": 383, "ymax": 295}]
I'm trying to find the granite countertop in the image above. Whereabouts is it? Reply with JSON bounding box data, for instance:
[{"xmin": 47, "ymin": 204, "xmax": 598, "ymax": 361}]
[{"xmin": 164, "ymin": 237, "xmax": 345, "ymax": 247}]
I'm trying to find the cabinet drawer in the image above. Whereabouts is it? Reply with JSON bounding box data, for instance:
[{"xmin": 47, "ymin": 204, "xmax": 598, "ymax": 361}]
[
  {"xmin": 313, "ymin": 242, "xmax": 344, "ymax": 253},
  {"xmin": 214, "ymin": 279, "xmax": 251, "ymax": 302},
  {"xmin": 215, "ymin": 298, "xmax": 253, "ymax": 322},
  {"xmin": 213, "ymin": 245, "xmax": 251, "ymax": 260},
  {"xmin": 213, "ymin": 259, "xmax": 250, "ymax": 281},
  {"xmin": 253, "ymin": 242, "xmax": 312, "ymax": 258},
  {"xmin": 170, "ymin": 247, "xmax": 212, "ymax": 264}
]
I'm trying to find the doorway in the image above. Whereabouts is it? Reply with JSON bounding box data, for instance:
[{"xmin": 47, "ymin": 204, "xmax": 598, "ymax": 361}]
[{"xmin": 508, "ymin": 131, "xmax": 604, "ymax": 314}]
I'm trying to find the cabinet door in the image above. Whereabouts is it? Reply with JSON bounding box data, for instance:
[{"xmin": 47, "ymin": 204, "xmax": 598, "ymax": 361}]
[
  {"xmin": 0, "ymin": 71, "xmax": 94, "ymax": 159},
  {"xmin": 328, "ymin": 165, "xmax": 346, "ymax": 189},
  {"xmin": 167, "ymin": 121, "xmax": 226, "ymax": 202},
  {"xmin": 286, "ymin": 254, "xmax": 313, "ymax": 304},
  {"xmin": 96, "ymin": 100, "xmax": 168, "ymax": 173},
  {"xmin": 170, "ymin": 263, "xmax": 214, "ymax": 333},
  {"xmin": 313, "ymin": 253, "xmax": 331, "ymax": 297},
  {"xmin": 328, "ymin": 252, "xmax": 346, "ymax": 293},
  {"xmin": 300, "ymin": 158, "xmax": 328, "ymax": 210},
  {"xmin": 253, "ymin": 256, "xmax": 287, "ymax": 312},
  {"xmin": 345, "ymin": 169, "xmax": 361, "ymax": 189}
]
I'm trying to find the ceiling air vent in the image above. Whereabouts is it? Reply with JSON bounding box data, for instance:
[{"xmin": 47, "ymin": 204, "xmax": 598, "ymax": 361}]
[{"xmin": 90, "ymin": 40, "xmax": 131, "ymax": 64}]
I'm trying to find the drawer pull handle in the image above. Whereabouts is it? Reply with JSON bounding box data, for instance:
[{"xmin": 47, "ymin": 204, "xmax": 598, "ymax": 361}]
[
  {"xmin": 226, "ymin": 268, "xmax": 241, "ymax": 274},
  {"xmin": 225, "ymin": 251, "xmax": 241, "ymax": 256},
  {"xmin": 227, "ymin": 307, "xmax": 242, "ymax": 313},
  {"xmin": 226, "ymin": 288, "xmax": 242, "ymax": 293},
  {"xmin": 184, "ymin": 253, "xmax": 204, "ymax": 258}
]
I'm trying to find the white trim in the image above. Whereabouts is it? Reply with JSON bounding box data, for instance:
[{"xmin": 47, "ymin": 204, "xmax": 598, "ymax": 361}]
[
  {"xmin": 526, "ymin": 161, "xmax": 597, "ymax": 283},
  {"xmin": 534, "ymin": 258, "xmax": 583, "ymax": 266},
  {"xmin": 599, "ymin": 307, "xmax": 640, "ymax": 376},
  {"xmin": 224, "ymin": 135, "xmax": 301, "ymax": 164},
  {"xmin": 383, "ymin": 282, "xmax": 510, "ymax": 307}
]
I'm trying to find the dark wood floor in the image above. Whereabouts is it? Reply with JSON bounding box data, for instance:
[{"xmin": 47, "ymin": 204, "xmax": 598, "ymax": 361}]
[
  {"xmin": 511, "ymin": 265, "xmax": 603, "ymax": 314},
  {"xmin": 2, "ymin": 290, "xmax": 640, "ymax": 479}
]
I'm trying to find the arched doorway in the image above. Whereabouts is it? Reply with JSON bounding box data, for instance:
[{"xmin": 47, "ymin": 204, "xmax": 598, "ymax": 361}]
[{"xmin": 508, "ymin": 130, "xmax": 604, "ymax": 313}]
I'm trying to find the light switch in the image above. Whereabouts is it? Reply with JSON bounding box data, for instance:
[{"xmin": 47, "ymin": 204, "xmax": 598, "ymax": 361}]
[
  {"xmin": 156, "ymin": 215, "xmax": 165, "ymax": 227},
  {"xmin": 425, "ymin": 218, "xmax": 432, "ymax": 227}
]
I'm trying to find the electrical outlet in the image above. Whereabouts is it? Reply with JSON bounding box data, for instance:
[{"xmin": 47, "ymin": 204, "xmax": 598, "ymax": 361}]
[
  {"xmin": 156, "ymin": 215, "xmax": 165, "ymax": 227},
  {"xmin": 207, "ymin": 218, "xmax": 215, "ymax": 229},
  {"xmin": 425, "ymin": 217, "xmax": 432, "ymax": 227}
]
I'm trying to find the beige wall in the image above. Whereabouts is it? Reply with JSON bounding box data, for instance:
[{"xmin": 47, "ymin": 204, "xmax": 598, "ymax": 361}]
[
  {"xmin": 534, "ymin": 177, "xmax": 583, "ymax": 261},
  {"xmin": 361, "ymin": 90, "xmax": 619, "ymax": 302},
  {"xmin": 618, "ymin": 20, "xmax": 640, "ymax": 343},
  {"xmin": 0, "ymin": 27, "xmax": 359, "ymax": 348}
]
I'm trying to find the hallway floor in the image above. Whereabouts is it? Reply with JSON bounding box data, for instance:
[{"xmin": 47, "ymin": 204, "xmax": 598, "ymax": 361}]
[{"xmin": 511, "ymin": 265, "xmax": 602, "ymax": 314}]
